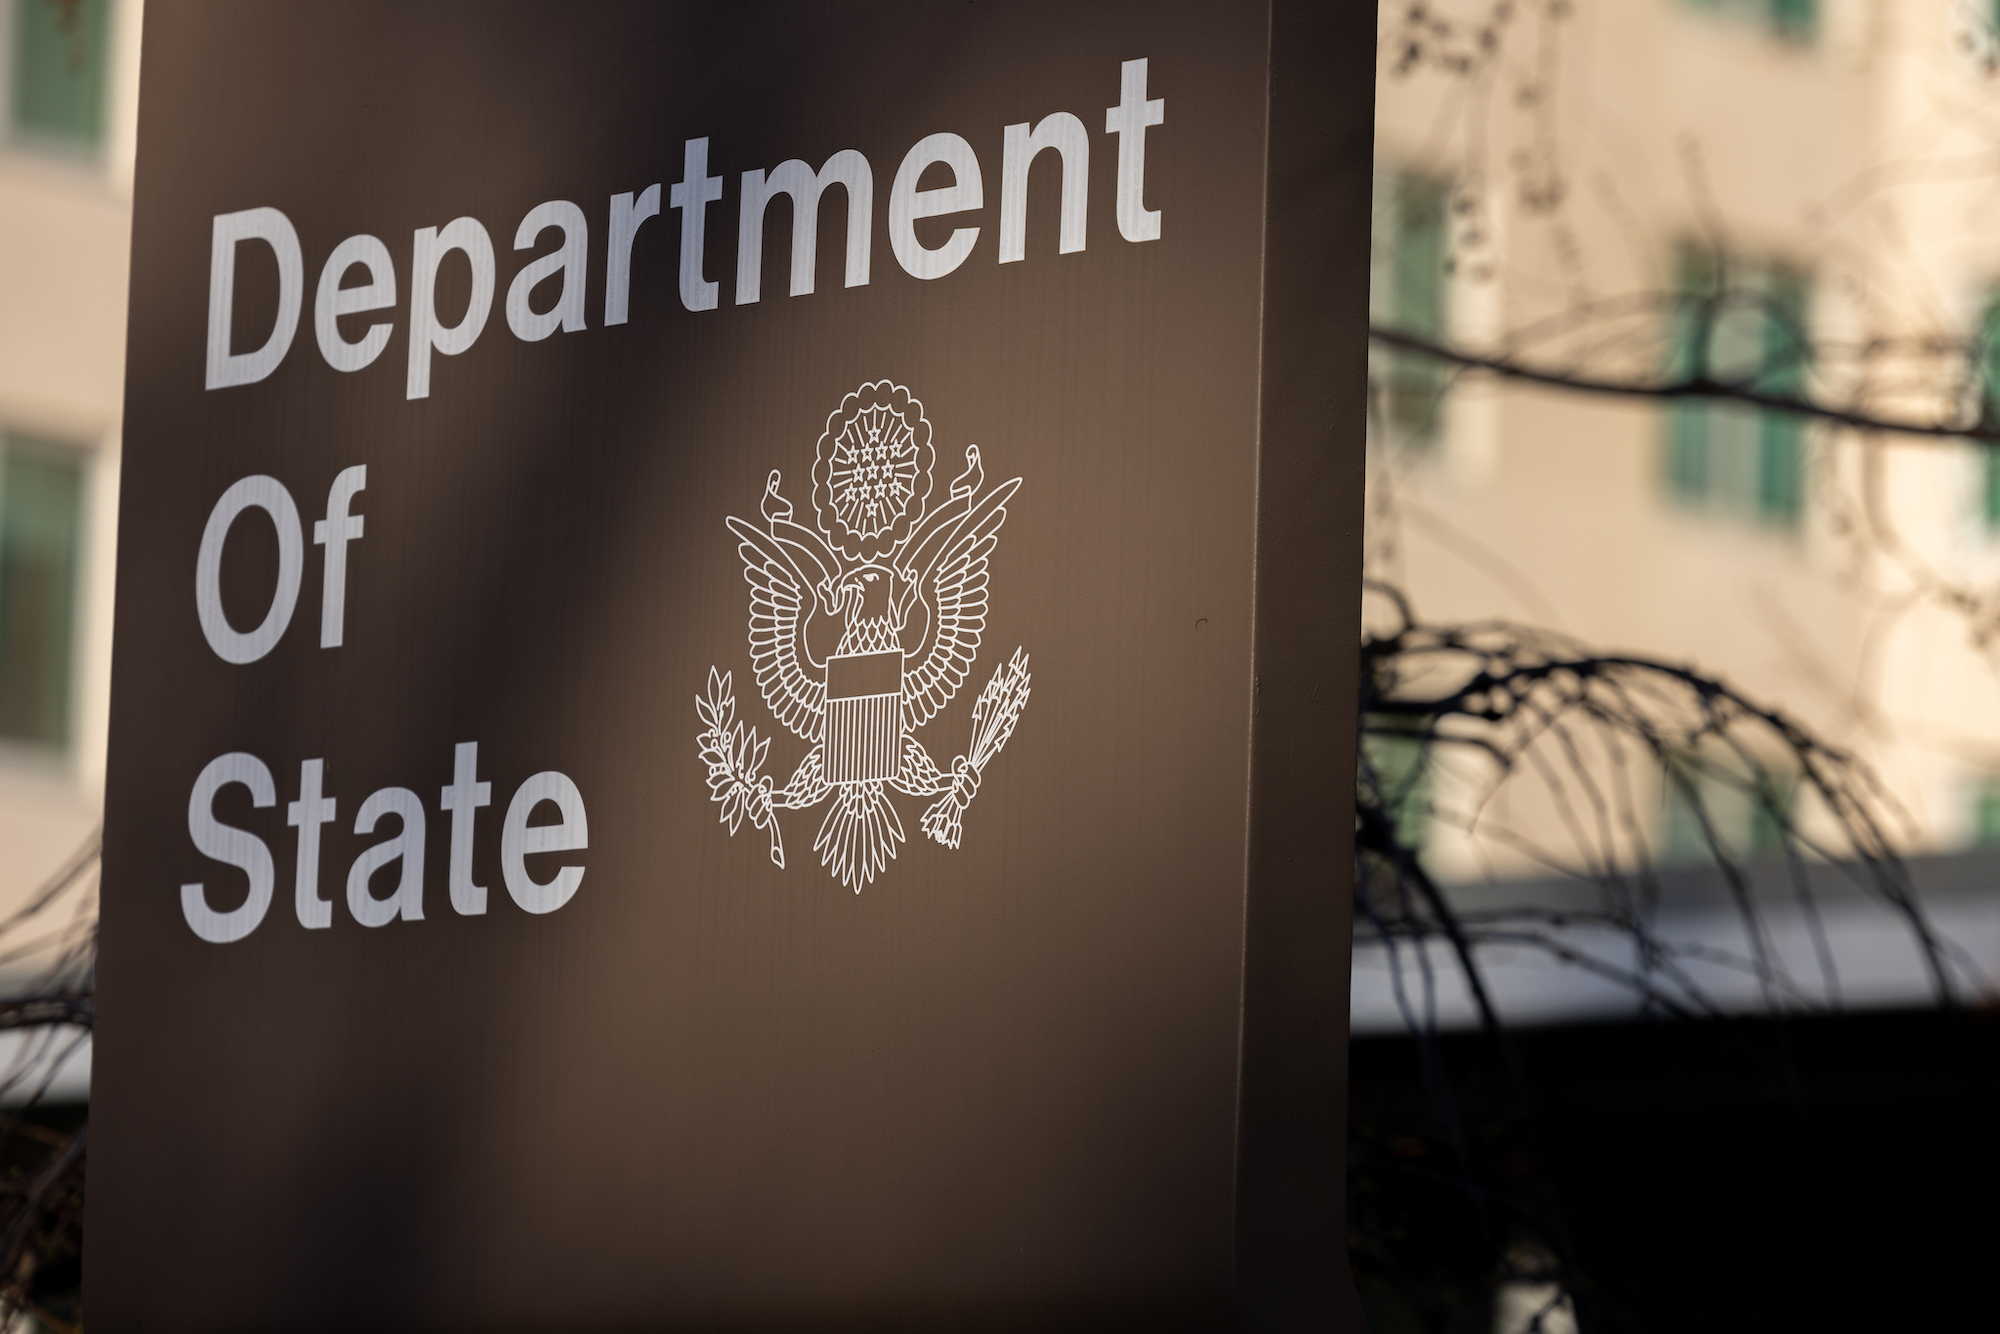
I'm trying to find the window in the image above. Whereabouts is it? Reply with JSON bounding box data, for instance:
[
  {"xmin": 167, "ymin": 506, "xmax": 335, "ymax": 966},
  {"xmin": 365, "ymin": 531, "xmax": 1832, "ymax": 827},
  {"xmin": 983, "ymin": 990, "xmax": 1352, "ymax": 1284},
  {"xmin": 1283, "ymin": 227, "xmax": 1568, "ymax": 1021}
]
[
  {"xmin": 1974, "ymin": 296, "xmax": 2000, "ymax": 531},
  {"xmin": 0, "ymin": 439, "xmax": 82, "ymax": 749},
  {"xmin": 1768, "ymin": 0, "xmax": 1817, "ymax": 42},
  {"xmin": 1680, "ymin": 0, "xmax": 1817, "ymax": 45},
  {"xmin": 1369, "ymin": 169, "xmax": 1450, "ymax": 449},
  {"xmin": 7, "ymin": 0, "xmax": 111, "ymax": 154},
  {"xmin": 1984, "ymin": 446, "xmax": 2000, "ymax": 534},
  {"xmin": 1664, "ymin": 246, "xmax": 1810, "ymax": 528},
  {"xmin": 1659, "ymin": 752, "xmax": 1795, "ymax": 866},
  {"xmin": 1969, "ymin": 778, "xmax": 2000, "ymax": 848},
  {"xmin": 1362, "ymin": 718, "xmax": 1431, "ymax": 854}
]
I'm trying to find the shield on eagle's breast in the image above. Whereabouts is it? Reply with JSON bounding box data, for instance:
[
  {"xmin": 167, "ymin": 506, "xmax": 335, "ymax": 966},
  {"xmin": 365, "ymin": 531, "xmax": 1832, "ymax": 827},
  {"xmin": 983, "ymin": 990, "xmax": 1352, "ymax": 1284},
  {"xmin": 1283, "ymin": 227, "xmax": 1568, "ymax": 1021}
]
[{"xmin": 823, "ymin": 649, "xmax": 905, "ymax": 783}]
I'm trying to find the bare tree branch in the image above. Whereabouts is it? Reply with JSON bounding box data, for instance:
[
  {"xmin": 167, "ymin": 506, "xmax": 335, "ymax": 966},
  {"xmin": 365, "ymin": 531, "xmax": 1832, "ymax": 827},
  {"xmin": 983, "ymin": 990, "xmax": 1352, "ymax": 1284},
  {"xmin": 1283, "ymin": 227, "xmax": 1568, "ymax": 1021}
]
[{"xmin": 1370, "ymin": 324, "xmax": 2000, "ymax": 445}]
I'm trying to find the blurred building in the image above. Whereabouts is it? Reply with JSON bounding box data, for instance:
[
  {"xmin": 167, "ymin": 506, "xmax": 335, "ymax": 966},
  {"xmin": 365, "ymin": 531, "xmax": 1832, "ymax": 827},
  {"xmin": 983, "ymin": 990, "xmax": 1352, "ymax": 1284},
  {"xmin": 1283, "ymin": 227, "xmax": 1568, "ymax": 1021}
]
[
  {"xmin": 1361, "ymin": 0, "xmax": 2000, "ymax": 1025},
  {"xmin": 0, "ymin": 0, "xmax": 138, "ymax": 1091}
]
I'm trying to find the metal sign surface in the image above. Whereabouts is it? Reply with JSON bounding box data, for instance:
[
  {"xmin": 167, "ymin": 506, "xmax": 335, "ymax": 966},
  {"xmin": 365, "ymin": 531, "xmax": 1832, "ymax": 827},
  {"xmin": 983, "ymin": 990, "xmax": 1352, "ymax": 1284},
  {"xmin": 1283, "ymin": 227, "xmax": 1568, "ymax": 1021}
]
[{"xmin": 93, "ymin": 2, "xmax": 1374, "ymax": 1327}]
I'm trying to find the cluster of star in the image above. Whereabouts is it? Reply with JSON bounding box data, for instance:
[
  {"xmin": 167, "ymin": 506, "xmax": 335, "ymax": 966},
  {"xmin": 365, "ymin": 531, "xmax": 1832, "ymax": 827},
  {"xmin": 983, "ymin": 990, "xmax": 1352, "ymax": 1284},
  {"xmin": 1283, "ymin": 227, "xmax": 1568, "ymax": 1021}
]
[{"xmin": 832, "ymin": 407, "xmax": 918, "ymax": 537}]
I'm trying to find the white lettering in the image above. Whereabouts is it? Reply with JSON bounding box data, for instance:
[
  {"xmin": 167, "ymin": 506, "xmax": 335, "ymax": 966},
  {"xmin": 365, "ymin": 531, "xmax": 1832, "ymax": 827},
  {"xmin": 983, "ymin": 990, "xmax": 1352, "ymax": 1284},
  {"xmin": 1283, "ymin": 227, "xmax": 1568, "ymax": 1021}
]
[
  {"xmin": 1105, "ymin": 58, "xmax": 1165, "ymax": 244},
  {"xmin": 506, "ymin": 199, "xmax": 590, "ymax": 341},
  {"xmin": 348, "ymin": 787, "xmax": 427, "ymax": 927},
  {"xmin": 313, "ymin": 234, "xmax": 397, "ymax": 373},
  {"xmin": 999, "ymin": 113, "xmax": 1089, "ymax": 263},
  {"xmin": 889, "ymin": 133, "xmax": 984, "ymax": 281},
  {"xmin": 313, "ymin": 465, "xmax": 366, "ymax": 649},
  {"xmin": 502, "ymin": 771, "xmax": 587, "ymax": 915},
  {"xmin": 287, "ymin": 758, "xmax": 338, "ymax": 930},
  {"xmin": 440, "ymin": 742, "xmax": 493, "ymax": 915},
  {"xmin": 736, "ymin": 149, "xmax": 873, "ymax": 304},
  {"xmin": 178, "ymin": 745, "xmax": 595, "ymax": 938},
  {"xmin": 182, "ymin": 752, "xmax": 277, "ymax": 944},
  {"xmin": 206, "ymin": 207, "xmax": 304, "ymax": 390},
  {"xmin": 670, "ymin": 138, "xmax": 724, "ymax": 312},
  {"xmin": 604, "ymin": 184, "xmax": 661, "ymax": 326},
  {"xmin": 196, "ymin": 475, "xmax": 304, "ymax": 665},
  {"xmin": 406, "ymin": 217, "xmax": 496, "ymax": 400}
]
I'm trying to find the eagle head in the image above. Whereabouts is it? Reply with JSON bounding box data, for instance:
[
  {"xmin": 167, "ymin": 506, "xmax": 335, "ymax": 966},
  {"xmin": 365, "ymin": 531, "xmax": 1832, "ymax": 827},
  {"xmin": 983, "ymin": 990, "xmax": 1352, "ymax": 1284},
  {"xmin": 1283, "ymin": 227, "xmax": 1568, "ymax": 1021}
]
[{"xmin": 837, "ymin": 564, "xmax": 902, "ymax": 628}]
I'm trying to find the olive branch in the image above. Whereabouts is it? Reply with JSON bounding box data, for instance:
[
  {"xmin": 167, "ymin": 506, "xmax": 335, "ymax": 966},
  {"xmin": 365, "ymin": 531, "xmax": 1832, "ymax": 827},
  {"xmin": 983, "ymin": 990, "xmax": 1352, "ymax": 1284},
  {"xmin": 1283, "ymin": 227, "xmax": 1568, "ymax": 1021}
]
[{"xmin": 696, "ymin": 668, "xmax": 785, "ymax": 868}]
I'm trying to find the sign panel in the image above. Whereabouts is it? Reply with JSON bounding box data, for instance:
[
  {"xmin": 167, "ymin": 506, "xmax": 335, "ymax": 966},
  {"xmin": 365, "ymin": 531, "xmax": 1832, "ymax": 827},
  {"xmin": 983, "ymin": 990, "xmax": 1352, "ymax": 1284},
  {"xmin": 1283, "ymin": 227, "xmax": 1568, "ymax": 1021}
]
[{"xmin": 93, "ymin": 2, "xmax": 1374, "ymax": 1327}]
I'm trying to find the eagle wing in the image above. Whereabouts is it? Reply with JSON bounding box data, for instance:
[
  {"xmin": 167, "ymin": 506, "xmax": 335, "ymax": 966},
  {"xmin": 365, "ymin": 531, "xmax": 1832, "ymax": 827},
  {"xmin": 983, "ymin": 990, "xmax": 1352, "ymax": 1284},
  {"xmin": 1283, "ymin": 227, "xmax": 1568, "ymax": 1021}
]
[
  {"xmin": 901, "ymin": 478, "xmax": 1019, "ymax": 730},
  {"xmin": 729, "ymin": 516, "xmax": 824, "ymax": 742}
]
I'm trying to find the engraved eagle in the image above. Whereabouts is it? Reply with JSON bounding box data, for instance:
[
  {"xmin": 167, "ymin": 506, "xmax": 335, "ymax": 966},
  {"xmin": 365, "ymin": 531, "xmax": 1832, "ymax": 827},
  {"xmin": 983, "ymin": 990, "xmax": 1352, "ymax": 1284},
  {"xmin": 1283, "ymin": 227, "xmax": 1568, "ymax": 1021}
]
[{"xmin": 696, "ymin": 382, "xmax": 1032, "ymax": 891}]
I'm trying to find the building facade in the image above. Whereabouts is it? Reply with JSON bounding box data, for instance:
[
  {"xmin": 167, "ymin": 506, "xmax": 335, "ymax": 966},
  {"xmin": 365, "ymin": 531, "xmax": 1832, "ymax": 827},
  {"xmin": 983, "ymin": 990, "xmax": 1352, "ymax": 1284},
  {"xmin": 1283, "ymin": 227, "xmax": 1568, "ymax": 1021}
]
[
  {"xmin": 0, "ymin": 0, "xmax": 138, "ymax": 1093},
  {"xmin": 1363, "ymin": 0, "xmax": 2000, "ymax": 1022}
]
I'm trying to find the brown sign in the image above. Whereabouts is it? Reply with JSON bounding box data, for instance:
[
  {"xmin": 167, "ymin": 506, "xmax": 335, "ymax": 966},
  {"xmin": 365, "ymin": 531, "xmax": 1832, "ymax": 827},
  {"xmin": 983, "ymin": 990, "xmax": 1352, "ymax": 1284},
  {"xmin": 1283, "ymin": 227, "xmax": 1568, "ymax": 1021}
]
[{"xmin": 92, "ymin": 1, "xmax": 1376, "ymax": 1327}]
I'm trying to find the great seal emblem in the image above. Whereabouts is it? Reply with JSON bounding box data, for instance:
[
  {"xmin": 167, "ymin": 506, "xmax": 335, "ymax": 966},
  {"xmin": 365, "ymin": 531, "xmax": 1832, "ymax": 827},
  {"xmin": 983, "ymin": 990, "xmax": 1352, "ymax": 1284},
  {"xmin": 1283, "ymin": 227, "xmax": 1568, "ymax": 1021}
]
[{"xmin": 696, "ymin": 381, "xmax": 1032, "ymax": 890}]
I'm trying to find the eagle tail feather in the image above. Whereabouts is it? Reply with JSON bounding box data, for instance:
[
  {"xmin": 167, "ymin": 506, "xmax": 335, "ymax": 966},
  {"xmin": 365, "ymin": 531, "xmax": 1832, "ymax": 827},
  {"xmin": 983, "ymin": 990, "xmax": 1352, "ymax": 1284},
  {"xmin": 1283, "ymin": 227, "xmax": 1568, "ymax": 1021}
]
[{"xmin": 815, "ymin": 781, "xmax": 905, "ymax": 892}]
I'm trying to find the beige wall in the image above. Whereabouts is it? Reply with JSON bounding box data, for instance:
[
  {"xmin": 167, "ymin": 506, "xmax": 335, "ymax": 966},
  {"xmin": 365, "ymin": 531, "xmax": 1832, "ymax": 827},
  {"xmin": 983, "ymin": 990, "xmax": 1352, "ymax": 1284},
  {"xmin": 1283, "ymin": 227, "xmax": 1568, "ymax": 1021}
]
[
  {"xmin": 1374, "ymin": 0, "xmax": 2000, "ymax": 874},
  {"xmin": 0, "ymin": 0, "xmax": 141, "ymax": 916}
]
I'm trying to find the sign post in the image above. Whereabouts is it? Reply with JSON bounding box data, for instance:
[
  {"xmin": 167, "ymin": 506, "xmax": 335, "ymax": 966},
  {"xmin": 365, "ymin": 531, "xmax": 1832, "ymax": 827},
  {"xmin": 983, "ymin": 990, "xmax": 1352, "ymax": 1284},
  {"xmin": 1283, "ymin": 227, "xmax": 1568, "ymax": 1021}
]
[{"xmin": 94, "ymin": 2, "xmax": 1377, "ymax": 1327}]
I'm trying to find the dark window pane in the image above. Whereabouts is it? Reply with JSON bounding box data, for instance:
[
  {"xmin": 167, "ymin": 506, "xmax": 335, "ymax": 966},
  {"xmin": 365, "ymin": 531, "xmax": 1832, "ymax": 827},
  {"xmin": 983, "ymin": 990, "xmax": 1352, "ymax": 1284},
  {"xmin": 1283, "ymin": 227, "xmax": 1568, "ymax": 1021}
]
[
  {"xmin": 1747, "ymin": 777, "xmax": 1796, "ymax": 856},
  {"xmin": 1770, "ymin": 0, "xmax": 1817, "ymax": 44},
  {"xmin": 1668, "ymin": 404, "xmax": 1711, "ymax": 501},
  {"xmin": 1754, "ymin": 270, "xmax": 1808, "ymax": 524},
  {"xmin": 1659, "ymin": 761, "xmax": 1712, "ymax": 866},
  {"xmin": 0, "ymin": 443, "xmax": 82, "ymax": 747},
  {"xmin": 1391, "ymin": 178, "xmax": 1447, "ymax": 342},
  {"xmin": 1984, "ymin": 449, "xmax": 2000, "ymax": 531},
  {"xmin": 12, "ymin": 0, "xmax": 109, "ymax": 150},
  {"xmin": 1665, "ymin": 247, "xmax": 1716, "ymax": 505},
  {"xmin": 1667, "ymin": 248, "xmax": 1809, "ymax": 525},
  {"xmin": 1679, "ymin": 0, "xmax": 1815, "ymax": 44},
  {"xmin": 1364, "ymin": 726, "xmax": 1429, "ymax": 852},
  {"xmin": 1976, "ymin": 782, "xmax": 2000, "ymax": 846},
  {"xmin": 1660, "ymin": 753, "xmax": 1795, "ymax": 864},
  {"xmin": 1981, "ymin": 299, "xmax": 2000, "ymax": 528},
  {"xmin": 1383, "ymin": 175, "xmax": 1449, "ymax": 446},
  {"xmin": 1756, "ymin": 418, "xmax": 1802, "ymax": 522}
]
